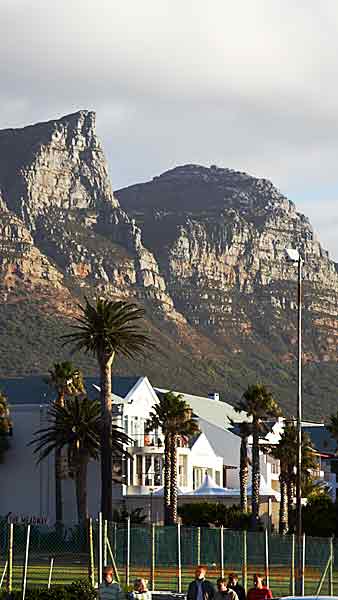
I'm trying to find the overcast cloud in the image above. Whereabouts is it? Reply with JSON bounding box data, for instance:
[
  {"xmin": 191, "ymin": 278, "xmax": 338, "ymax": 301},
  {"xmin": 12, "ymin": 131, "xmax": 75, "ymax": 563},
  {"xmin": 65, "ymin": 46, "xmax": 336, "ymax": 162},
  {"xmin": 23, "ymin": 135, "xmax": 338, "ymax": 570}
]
[{"xmin": 1, "ymin": 1, "xmax": 338, "ymax": 257}]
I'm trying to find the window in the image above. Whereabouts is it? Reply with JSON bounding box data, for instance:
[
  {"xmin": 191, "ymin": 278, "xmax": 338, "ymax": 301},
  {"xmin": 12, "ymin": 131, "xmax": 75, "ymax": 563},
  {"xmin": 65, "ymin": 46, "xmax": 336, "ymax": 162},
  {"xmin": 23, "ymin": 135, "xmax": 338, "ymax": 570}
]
[
  {"xmin": 193, "ymin": 467, "xmax": 204, "ymax": 490},
  {"xmin": 215, "ymin": 471, "xmax": 221, "ymax": 486},
  {"xmin": 145, "ymin": 456, "xmax": 152, "ymax": 485},
  {"xmin": 271, "ymin": 462, "xmax": 280, "ymax": 475},
  {"xmin": 154, "ymin": 456, "xmax": 162, "ymax": 486},
  {"xmin": 178, "ymin": 455, "xmax": 187, "ymax": 488},
  {"xmin": 136, "ymin": 455, "xmax": 142, "ymax": 485}
]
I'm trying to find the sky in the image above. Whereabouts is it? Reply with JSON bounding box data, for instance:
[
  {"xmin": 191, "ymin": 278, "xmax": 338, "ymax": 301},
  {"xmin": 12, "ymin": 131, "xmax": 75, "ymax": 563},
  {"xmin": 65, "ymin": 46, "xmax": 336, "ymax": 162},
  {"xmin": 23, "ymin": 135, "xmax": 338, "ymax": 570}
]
[{"xmin": 1, "ymin": 1, "xmax": 338, "ymax": 258}]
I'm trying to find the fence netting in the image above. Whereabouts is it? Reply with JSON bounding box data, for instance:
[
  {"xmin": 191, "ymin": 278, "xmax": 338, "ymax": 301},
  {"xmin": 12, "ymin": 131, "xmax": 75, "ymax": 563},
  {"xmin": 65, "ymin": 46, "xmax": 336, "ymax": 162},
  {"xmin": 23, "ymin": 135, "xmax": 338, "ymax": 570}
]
[{"xmin": 0, "ymin": 519, "xmax": 337, "ymax": 596}]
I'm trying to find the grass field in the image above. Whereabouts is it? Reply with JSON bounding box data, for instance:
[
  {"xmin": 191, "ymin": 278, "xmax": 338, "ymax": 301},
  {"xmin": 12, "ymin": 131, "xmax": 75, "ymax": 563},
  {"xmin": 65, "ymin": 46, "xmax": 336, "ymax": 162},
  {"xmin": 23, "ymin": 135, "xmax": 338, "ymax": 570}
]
[{"xmin": 1, "ymin": 557, "xmax": 336, "ymax": 597}]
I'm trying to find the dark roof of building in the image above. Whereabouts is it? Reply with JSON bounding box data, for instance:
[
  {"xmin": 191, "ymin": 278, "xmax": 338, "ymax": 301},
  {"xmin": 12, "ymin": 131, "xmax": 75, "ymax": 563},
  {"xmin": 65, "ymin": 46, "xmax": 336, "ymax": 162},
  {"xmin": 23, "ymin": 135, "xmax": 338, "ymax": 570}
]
[
  {"xmin": 111, "ymin": 376, "xmax": 140, "ymax": 398},
  {"xmin": 0, "ymin": 375, "xmax": 141, "ymax": 405},
  {"xmin": 303, "ymin": 425, "xmax": 337, "ymax": 455}
]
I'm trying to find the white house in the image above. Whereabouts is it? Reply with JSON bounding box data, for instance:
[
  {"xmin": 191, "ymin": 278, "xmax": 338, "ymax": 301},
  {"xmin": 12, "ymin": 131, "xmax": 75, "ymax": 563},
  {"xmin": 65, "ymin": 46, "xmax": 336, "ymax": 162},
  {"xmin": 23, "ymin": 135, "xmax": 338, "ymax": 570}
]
[{"xmin": 95, "ymin": 376, "xmax": 224, "ymax": 496}]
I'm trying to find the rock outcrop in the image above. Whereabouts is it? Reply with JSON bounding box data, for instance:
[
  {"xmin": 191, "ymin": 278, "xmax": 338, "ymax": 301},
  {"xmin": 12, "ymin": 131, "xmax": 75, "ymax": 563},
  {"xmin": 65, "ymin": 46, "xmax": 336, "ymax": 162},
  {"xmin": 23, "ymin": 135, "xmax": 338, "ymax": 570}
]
[{"xmin": 0, "ymin": 115, "xmax": 338, "ymax": 418}]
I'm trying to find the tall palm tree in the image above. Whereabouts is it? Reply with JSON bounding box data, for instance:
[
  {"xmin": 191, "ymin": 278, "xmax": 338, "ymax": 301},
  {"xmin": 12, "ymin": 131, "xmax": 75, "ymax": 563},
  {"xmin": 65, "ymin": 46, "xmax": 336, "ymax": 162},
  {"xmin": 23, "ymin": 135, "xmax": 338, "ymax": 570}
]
[
  {"xmin": 231, "ymin": 420, "xmax": 252, "ymax": 513},
  {"xmin": 62, "ymin": 298, "xmax": 153, "ymax": 521},
  {"xmin": 146, "ymin": 391, "xmax": 199, "ymax": 525},
  {"xmin": 0, "ymin": 391, "xmax": 12, "ymax": 462},
  {"xmin": 30, "ymin": 397, "xmax": 131, "ymax": 523},
  {"xmin": 46, "ymin": 362, "xmax": 85, "ymax": 528},
  {"xmin": 235, "ymin": 383, "xmax": 281, "ymax": 525}
]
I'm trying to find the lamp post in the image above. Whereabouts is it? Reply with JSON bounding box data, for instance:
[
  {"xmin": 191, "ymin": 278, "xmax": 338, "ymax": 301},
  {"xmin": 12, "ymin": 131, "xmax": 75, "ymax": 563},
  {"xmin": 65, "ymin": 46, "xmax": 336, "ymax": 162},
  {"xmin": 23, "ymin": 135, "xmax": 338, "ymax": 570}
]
[{"xmin": 285, "ymin": 248, "xmax": 303, "ymax": 595}]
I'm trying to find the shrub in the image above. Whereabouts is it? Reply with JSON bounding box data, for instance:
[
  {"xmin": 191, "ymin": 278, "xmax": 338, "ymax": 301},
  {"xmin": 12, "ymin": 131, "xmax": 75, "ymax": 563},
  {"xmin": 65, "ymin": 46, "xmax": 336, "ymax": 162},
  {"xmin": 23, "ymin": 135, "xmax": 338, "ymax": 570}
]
[
  {"xmin": 178, "ymin": 502, "xmax": 252, "ymax": 529},
  {"xmin": 0, "ymin": 578, "xmax": 96, "ymax": 600},
  {"xmin": 302, "ymin": 494, "xmax": 336, "ymax": 537}
]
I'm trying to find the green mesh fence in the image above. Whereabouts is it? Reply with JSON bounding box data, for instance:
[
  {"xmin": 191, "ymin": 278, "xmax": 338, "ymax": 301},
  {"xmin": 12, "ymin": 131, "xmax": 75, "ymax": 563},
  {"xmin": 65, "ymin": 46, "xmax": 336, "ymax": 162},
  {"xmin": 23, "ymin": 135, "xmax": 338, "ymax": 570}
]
[{"xmin": 0, "ymin": 519, "xmax": 337, "ymax": 596}]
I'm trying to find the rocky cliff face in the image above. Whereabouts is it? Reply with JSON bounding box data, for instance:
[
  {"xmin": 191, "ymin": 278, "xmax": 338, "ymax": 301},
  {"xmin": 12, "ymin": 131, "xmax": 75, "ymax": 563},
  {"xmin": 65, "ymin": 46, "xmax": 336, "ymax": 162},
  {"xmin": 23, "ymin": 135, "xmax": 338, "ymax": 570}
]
[
  {"xmin": 0, "ymin": 114, "xmax": 337, "ymax": 418},
  {"xmin": 116, "ymin": 165, "xmax": 338, "ymax": 366}
]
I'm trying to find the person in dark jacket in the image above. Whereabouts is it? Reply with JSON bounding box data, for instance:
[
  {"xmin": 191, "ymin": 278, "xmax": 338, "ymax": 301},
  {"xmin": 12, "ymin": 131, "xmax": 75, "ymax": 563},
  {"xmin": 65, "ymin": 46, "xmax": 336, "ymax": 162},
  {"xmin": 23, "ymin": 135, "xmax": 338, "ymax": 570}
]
[
  {"xmin": 187, "ymin": 566, "xmax": 216, "ymax": 600},
  {"xmin": 227, "ymin": 573, "xmax": 246, "ymax": 600}
]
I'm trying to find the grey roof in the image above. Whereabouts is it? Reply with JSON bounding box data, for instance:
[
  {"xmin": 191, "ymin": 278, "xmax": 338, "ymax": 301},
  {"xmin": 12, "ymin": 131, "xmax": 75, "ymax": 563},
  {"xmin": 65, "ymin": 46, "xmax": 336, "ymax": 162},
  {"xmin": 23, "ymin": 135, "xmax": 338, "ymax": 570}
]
[
  {"xmin": 111, "ymin": 376, "xmax": 140, "ymax": 398},
  {"xmin": 155, "ymin": 387, "xmax": 248, "ymax": 429},
  {"xmin": 303, "ymin": 425, "xmax": 336, "ymax": 455},
  {"xmin": 0, "ymin": 376, "xmax": 53, "ymax": 405},
  {"xmin": 1, "ymin": 375, "xmax": 141, "ymax": 405}
]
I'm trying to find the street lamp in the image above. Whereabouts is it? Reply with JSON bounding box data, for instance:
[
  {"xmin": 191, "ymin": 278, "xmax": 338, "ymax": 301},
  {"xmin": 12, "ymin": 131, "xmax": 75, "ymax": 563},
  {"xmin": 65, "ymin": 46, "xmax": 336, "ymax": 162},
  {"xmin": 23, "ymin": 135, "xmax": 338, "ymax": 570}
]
[{"xmin": 285, "ymin": 247, "xmax": 303, "ymax": 595}]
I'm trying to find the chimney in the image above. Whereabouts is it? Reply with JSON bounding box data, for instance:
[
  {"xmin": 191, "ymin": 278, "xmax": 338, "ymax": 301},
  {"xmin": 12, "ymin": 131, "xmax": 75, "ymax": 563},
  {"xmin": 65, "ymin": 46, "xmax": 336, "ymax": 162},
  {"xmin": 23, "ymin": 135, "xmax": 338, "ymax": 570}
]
[{"xmin": 208, "ymin": 392, "xmax": 220, "ymax": 401}]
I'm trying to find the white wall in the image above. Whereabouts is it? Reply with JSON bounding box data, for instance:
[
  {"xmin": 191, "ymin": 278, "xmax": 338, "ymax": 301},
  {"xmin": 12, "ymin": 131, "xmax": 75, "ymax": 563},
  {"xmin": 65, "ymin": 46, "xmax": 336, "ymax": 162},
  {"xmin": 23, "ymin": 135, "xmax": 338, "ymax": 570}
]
[{"xmin": 2, "ymin": 404, "xmax": 101, "ymax": 525}]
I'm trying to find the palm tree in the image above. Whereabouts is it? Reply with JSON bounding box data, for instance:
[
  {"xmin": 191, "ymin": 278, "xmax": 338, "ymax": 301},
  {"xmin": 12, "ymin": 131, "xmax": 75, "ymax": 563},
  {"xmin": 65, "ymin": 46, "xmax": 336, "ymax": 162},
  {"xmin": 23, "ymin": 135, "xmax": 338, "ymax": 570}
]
[
  {"xmin": 46, "ymin": 362, "xmax": 85, "ymax": 528},
  {"xmin": 264, "ymin": 434, "xmax": 289, "ymax": 534},
  {"xmin": 30, "ymin": 397, "xmax": 131, "ymax": 523},
  {"xmin": 281, "ymin": 422, "xmax": 318, "ymax": 530},
  {"xmin": 235, "ymin": 383, "xmax": 281, "ymax": 525},
  {"xmin": 146, "ymin": 391, "xmax": 199, "ymax": 525},
  {"xmin": 231, "ymin": 420, "xmax": 252, "ymax": 513},
  {"xmin": 265, "ymin": 420, "xmax": 318, "ymax": 533},
  {"xmin": 0, "ymin": 391, "xmax": 12, "ymax": 463},
  {"xmin": 62, "ymin": 298, "xmax": 153, "ymax": 521}
]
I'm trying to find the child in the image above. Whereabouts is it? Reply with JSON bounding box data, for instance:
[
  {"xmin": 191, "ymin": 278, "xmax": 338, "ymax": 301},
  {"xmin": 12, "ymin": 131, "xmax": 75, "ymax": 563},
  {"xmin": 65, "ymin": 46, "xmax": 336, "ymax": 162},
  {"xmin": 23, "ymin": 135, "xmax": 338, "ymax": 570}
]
[
  {"xmin": 98, "ymin": 566, "xmax": 121, "ymax": 600},
  {"xmin": 129, "ymin": 578, "xmax": 152, "ymax": 600},
  {"xmin": 215, "ymin": 578, "xmax": 239, "ymax": 600}
]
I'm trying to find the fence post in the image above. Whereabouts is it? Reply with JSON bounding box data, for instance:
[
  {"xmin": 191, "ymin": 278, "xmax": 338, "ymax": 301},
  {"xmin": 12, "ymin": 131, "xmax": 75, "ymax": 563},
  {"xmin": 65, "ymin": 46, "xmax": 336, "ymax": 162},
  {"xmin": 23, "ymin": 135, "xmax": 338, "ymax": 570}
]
[
  {"xmin": 197, "ymin": 527, "xmax": 201, "ymax": 565},
  {"xmin": 6, "ymin": 523, "xmax": 13, "ymax": 595},
  {"xmin": 107, "ymin": 538, "xmax": 120, "ymax": 583},
  {"xmin": 177, "ymin": 522, "xmax": 182, "ymax": 593},
  {"xmin": 0, "ymin": 562, "xmax": 7, "ymax": 590},
  {"xmin": 301, "ymin": 533, "xmax": 306, "ymax": 597},
  {"xmin": 22, "ymin": 524, "xmax": 31, "ymax": 600},
  {"xmin": 104, "ymin": 520, "xmax": 108, "ymax": 567},
  {"xmin": 242, "ymin": 530, "xmax": 247, "ymax": 593},
  {"xmin": 126, "ymin": 517, "xmax": 131, "ymax": 587},
  {"xmin": 150, "ymin": 523, "xmax": 155, "ymax": 591},
  {"xmin": 98, "ymin": 512, "xmax": 103, "ymax": 585},
  {"xmin": 329, "ymin": 537, "xmax": 334, "ymax": 596},
  {"xmin": 264, "ymin": 529, "xmax": 269, "ymax": 589},
  {"xmin": 88, "ymin": 518, "xmax": 95, "ymax": 588},
  {"xmin": 220, "ymin": 526, "xmax": 224, "ymax": 578},
  {"xmin": 48, "ymin": 558, "xmax": 54, "ymax": 590},
  {"xmin": 290, "ymin": 533, "xmax": 295, "ymax": 596},
  {"xmin": 114, "ymin": 522, "xmax": 117, "ymax": 557}
]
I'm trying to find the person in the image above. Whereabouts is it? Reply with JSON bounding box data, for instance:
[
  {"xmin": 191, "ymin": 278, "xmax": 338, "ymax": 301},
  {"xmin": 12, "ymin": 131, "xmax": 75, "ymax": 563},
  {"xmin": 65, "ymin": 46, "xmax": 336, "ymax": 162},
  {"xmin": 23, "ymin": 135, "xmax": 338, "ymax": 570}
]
[
  {"xmin": 215, "ymin": 578, "xmax": 239, "ymax": 600},
  {"xmin": 129, "ymin": 578, "xmax": 152, "ymax": 600},
  {"xmin": 247, "ymin": 574, "xmax": 272, "ymax": 600},
  {"xmin": 227, "ymin": 573, "xmax": 246, "ymax": 600},
  {"xmin": 98, "ymin": 566, "xmax": 121, "ymax": 600},
  {"xmin": 187, "ymin": 565, "xmax": 216, "ymax": 600}
]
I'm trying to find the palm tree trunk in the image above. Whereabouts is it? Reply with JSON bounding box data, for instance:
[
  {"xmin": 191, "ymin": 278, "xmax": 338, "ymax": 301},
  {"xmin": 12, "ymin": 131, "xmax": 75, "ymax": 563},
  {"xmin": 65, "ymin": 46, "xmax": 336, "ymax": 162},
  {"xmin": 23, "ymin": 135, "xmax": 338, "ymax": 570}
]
[
  {"xmin": 55, "ymin": 391, "xmax": 65, "ymax": 530},
  {"xmin": 75, "ymin": 453, "xmax": 89, "ymax": 524},
  {"xmin": 279, "ymin": 470, "xmax": 288, "ymax": 534},
  {"xmin": 240, "ymin": 437, "xmax": 249, "ymax": 513},
  {"xmin": 164, "ymin": 433, "xmax": 171, "ymax": 526},
  {"xmin": 169, "ymin": 433, "xmax": 178, "ymax": 524},
  {"xmin": 99, "ymin": 354, "xmax": 114, "ymax": 521},
  {"xmin": 251, "ymin": 422, "xmax": 260, "ymax": 525}
]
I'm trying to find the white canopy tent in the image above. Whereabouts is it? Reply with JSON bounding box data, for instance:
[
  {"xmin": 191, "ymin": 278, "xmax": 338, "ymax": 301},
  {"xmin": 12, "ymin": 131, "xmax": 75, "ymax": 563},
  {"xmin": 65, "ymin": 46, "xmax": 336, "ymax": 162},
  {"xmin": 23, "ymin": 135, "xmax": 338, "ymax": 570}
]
[{"xmin": 187, "ymin": 472, "xmax": 280, "ymax": 500}]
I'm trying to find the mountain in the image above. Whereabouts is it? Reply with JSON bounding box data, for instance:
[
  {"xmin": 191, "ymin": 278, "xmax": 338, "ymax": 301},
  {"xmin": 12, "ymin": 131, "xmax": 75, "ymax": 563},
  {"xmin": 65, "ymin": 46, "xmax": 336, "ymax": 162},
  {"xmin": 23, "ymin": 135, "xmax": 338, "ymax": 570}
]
[{"xmin": 0, "ymin": 111, "xmax": 337, "ymax": 420}]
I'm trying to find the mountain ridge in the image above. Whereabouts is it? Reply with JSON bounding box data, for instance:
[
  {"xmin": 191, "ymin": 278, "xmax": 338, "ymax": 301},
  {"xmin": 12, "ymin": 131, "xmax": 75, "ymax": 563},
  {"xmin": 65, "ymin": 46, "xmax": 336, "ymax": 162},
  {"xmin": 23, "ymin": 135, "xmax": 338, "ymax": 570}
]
[{"xmin": 0, "ymin": 111, "xmax": 337, "ymax": 420}]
